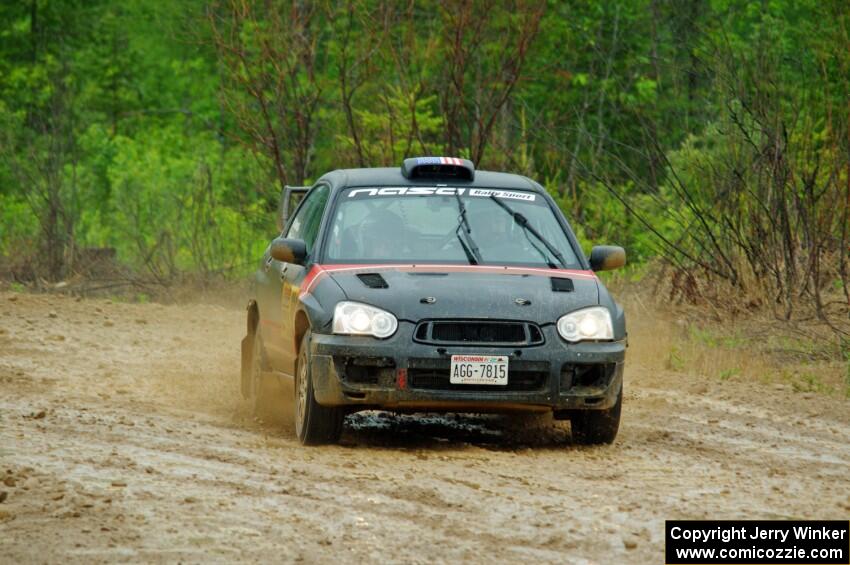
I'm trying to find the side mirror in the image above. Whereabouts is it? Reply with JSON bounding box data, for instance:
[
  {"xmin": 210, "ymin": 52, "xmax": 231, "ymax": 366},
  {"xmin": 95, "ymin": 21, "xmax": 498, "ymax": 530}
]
[
  {"xmin": 270, "ymin": 237, "xmax": 307, "ymax": 265},
  {"xmin": 589, "ymin": 245, "xmax": 626, "ymax": 271}
]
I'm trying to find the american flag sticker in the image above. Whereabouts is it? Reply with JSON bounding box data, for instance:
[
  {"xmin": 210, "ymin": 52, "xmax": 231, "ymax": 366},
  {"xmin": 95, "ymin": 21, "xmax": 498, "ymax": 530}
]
[{"xmin": 417, "ymin": 156, "xmax": 463, "ymax": 166}]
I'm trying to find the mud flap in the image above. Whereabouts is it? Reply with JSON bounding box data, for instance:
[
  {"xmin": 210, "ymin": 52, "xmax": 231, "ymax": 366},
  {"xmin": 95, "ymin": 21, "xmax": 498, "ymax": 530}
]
[{"xmin": 240, "ymin": 335, "xmax": 251, "ymax": 399}]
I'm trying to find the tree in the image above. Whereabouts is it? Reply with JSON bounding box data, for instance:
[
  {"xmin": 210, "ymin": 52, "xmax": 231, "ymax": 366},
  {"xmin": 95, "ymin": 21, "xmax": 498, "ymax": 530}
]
[{"xmin": 207, "ymin": 0, "xmax": 325, "ymax": 187}]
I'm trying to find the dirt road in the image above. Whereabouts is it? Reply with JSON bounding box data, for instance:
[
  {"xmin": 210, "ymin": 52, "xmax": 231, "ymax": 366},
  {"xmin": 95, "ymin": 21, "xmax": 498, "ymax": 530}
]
[{"xmin": 1, "ymin": 291, "xmax": 848, "ymax": 563}]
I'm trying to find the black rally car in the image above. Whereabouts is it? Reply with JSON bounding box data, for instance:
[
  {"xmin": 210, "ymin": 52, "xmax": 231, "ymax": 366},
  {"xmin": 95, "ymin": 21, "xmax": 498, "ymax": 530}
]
[{"xmin": 242, "ymin": 157, "xmax": 626, "ymax": 445}]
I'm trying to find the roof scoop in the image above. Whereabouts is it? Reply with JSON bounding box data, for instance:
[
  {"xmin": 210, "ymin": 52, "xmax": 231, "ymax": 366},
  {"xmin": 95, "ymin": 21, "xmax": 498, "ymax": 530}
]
[
  {"xmin": 401, "ymin": 156, "xmax": 475, "ymax": 181},
  {"xmin": 357, "ymin": 273, "xmax": 389, "ymax": 289}
]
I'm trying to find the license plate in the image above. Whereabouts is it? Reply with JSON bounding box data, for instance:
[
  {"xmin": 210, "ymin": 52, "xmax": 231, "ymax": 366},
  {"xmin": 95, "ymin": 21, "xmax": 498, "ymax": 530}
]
[{"xmin": 450, "ymin": 355, "xmax": 508, "ymax": 385}]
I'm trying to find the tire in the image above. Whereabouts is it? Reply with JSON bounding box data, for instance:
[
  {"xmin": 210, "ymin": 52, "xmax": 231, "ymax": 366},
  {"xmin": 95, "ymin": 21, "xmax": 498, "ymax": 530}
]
[
  {"xmin": 571, "ymin": 386, "xmax": 622, "ymax": 445},
  {"xmin": 294, "ymin": 331, "xmax": 343, "ymax": 445}
]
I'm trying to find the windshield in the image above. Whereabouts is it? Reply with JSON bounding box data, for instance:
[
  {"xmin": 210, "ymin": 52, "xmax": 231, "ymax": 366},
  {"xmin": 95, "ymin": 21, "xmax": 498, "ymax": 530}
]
[{"xmin": 324, "ymin": 187, "xmax": 580, "ymax": 267}]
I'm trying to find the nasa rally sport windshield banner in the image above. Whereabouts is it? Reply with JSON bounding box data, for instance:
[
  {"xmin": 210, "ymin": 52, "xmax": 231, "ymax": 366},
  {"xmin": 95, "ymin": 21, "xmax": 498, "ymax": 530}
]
[
  {"xmin": 665, "ymin": 520, "xmax": 849, "ymax": 564},
  {"xmin": 345, "ymin": 186, "xmax": 539, "ymax": 203}
]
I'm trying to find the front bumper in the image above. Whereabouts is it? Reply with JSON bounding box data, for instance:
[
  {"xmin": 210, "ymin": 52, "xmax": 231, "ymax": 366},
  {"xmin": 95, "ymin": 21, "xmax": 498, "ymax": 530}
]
[{"xmin": 309, "ymin": 322, "xmax": 625, "ymax": 413}]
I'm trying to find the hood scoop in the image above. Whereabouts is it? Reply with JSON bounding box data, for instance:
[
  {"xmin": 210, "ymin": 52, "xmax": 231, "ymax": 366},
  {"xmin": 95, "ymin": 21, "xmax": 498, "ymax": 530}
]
[
  {"xmin": 357, "ymin": 272, "xmax": 389, "ymax": 289},
  {"xmin": 550, "ymin": 277, "xmax": 575, "ymax": 292}
]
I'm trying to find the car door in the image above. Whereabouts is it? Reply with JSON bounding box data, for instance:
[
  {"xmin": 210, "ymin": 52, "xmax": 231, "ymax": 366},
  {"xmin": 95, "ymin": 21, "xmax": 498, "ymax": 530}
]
[
  {"xmin": 274, "ymin": 184, "xmax": 330, "ymax": 375},
  {"xmin": 255, "ymin": 241, "xmax": 285, "ymax": 368}
]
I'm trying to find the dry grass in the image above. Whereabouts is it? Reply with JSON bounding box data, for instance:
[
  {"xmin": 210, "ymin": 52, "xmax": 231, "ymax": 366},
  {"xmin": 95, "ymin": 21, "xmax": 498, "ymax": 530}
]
[{"xmin": 616, "ymin": 278, "xmax": 850, "ymax": 398}]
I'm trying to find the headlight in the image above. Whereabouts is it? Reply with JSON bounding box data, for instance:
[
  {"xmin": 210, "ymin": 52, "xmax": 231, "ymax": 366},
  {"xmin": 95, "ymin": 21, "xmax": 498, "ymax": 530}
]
[
  {"xmin": 557, "ymin": 307, "xmax": 613, "ymax": 342},
  {"xmin": 332, "ymin": 301, "xmax": 398, "ymax": 338}
]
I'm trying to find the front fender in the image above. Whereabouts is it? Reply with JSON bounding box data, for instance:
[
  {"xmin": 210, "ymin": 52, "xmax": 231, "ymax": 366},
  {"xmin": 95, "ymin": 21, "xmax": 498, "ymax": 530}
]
[{"xmin": 298, "ymin": 272, "xmax": 348, "ymax": 335}]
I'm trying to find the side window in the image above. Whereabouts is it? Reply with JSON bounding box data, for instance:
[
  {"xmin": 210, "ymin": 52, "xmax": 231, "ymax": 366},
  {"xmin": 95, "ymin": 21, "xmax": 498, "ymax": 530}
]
[{"xmin": 285, "ymin": 185, "xmax": 329, "ymax": 255}]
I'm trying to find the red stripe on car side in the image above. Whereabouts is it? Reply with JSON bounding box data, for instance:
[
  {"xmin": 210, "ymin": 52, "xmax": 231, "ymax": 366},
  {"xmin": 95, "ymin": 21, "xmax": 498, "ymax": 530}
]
[{"xmin": 298, "ymin": 264, "xmax": 326, "ymax": 298}]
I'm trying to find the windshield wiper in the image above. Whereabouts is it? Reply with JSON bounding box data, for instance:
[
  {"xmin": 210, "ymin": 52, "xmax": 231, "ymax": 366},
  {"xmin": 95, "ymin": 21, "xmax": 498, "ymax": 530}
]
[
  {"xmin": 488, "ymin": 195, "xmax": 567, "ymax": 268},
  {"xmin": 453, "ymin": 191, "xmax": 482, "ymax": 265}
]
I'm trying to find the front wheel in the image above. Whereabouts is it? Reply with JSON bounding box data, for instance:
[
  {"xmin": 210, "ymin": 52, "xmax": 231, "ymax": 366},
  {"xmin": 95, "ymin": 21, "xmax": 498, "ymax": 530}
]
[
  {"xmin": 294, "ymin": 331, "xmax": 343, "ymax": 445},
  {"xmin": 570, "ymin": 387, "xmax": 622, "ymax": 445}
]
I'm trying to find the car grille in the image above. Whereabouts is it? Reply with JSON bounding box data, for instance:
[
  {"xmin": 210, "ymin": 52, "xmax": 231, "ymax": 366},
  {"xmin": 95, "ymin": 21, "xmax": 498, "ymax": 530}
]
[
  {"xmin": 414, "ymin": 320, "xmax": 544, "ymax": 346},
  {"xmin": 408, "ymin": 368, "xmax": 547, "ymax": 392}
]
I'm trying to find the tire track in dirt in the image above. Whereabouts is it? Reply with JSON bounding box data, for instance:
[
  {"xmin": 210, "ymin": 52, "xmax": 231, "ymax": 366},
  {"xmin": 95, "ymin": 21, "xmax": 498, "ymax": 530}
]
[{"xmin": 1, "ymin": 291, "xmax": 848, "ymax": 563}]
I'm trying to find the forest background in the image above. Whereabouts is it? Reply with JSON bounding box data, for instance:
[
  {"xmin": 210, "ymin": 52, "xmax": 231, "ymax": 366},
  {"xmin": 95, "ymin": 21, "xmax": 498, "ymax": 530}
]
[{"xmin": 1, "ymin": 1, "xmax": 848, "ymax": 365}]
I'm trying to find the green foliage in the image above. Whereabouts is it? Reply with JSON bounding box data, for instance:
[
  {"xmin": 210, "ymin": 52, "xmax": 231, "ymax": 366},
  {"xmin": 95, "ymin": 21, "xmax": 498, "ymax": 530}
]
[
  {"xmin": 0, "ymin": 0, "xmax": 847, "ymax": 304},
  {"xmin": 718, "ymin": 368, "xmax": 740, "ymax": 381},
  {"xmin": 0, "ymin": 0, "xmax": 274, "ymax": 280},
  {"xmin": 336, "ymin": 88, "xmax": 444, "ymax": 166},
  {"xmin": 666, "ymin": 345, "xmax": 685, "ymax": 372}
]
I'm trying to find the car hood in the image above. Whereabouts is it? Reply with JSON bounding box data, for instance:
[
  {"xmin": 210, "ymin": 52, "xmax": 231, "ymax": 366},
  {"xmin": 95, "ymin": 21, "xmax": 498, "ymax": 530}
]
[{"xmin": 315, "ymin": 264, "xmax": 599, "ymax": 323}]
